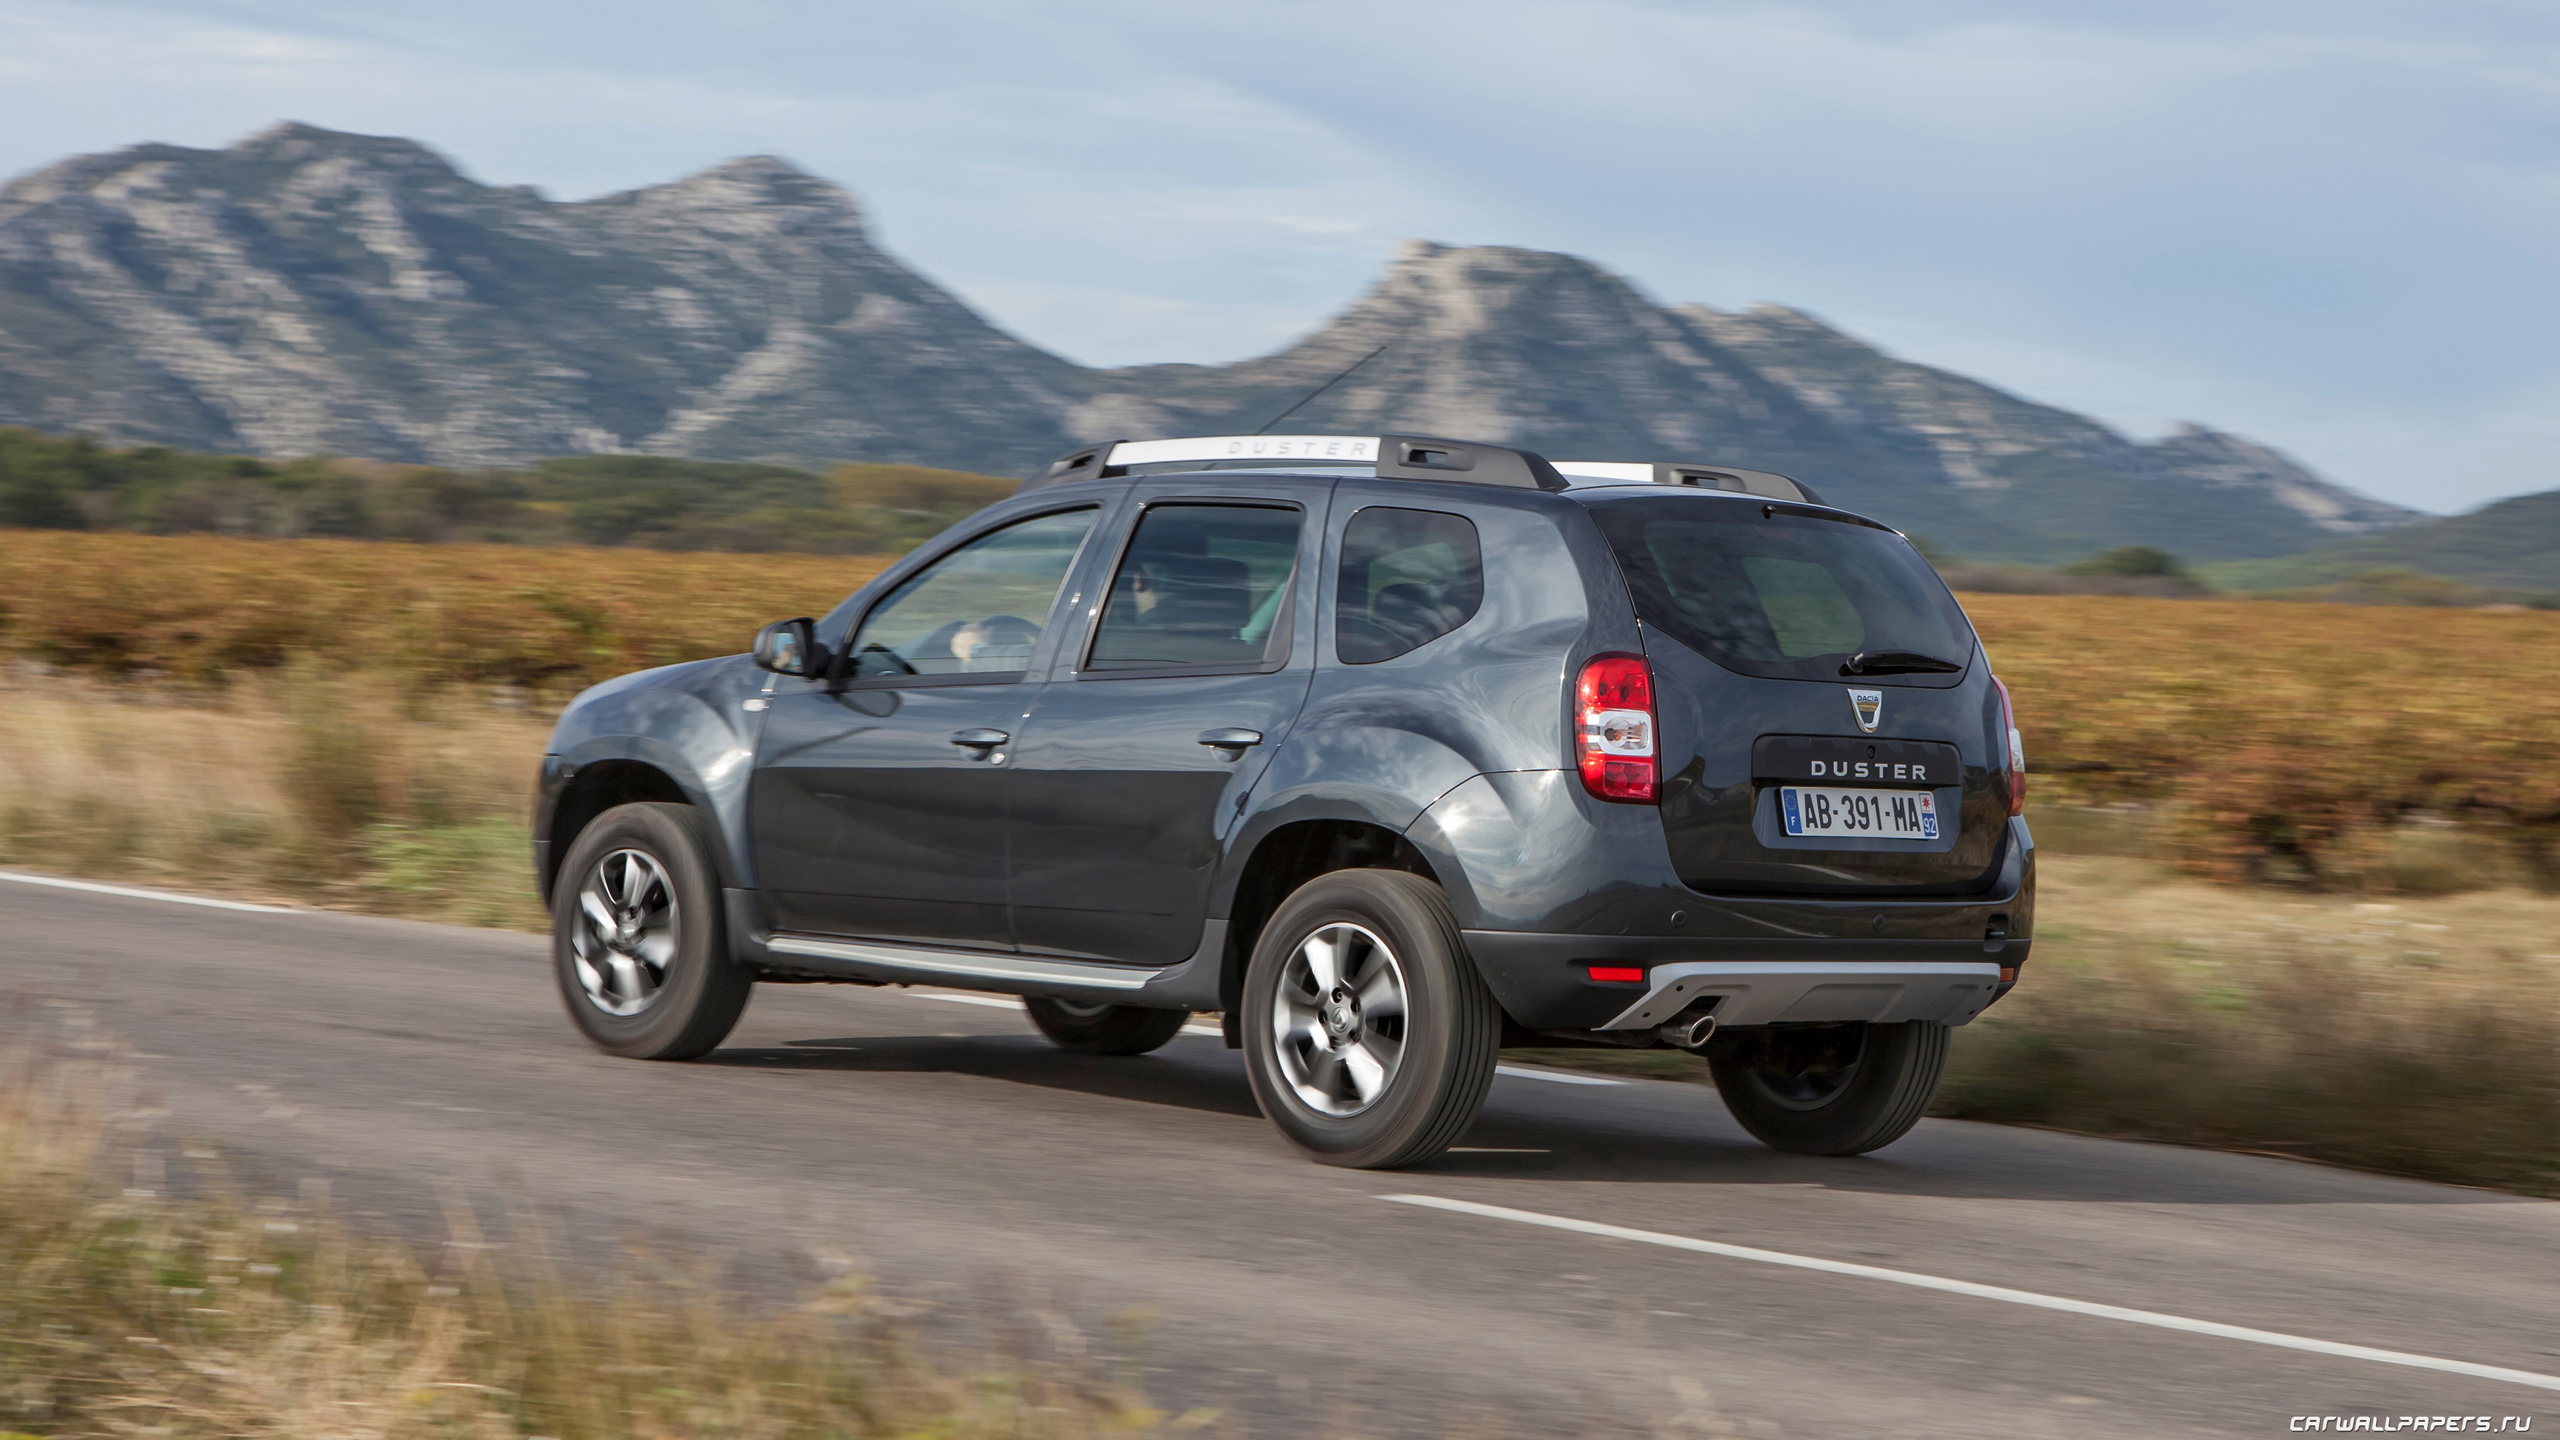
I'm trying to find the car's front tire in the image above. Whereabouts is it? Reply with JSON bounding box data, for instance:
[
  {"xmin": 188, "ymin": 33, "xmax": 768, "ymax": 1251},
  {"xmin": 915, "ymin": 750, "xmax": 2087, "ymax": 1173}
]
[
  {"xmin": 1708, "ymin": 1020, "xmax": 1947, "ymax": 1155},
  {"xmin": 1023, "ymin": 998, "xmax": 1190, "ymax": 1055},
  {"xmin": 1240, "ymin": 869, "xmax": 1499, "ymax": 1169},
  {"xmin": 552, "ymin": 801, "xmax": 753, "ymax": 1061}
]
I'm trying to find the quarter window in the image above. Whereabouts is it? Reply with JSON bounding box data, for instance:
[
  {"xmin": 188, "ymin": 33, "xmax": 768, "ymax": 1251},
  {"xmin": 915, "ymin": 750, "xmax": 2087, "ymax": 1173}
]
[
  {"xmin": 845, "ymin": 509, "xmax": 1096, "ymax": 679},
  {"xmin": 1086, "ymin": 504, "xmax": 1303, "ymax": 671},
  {"xmin": 1335, "ymin": 507, "xmax": 1484, "ymax": 664}
]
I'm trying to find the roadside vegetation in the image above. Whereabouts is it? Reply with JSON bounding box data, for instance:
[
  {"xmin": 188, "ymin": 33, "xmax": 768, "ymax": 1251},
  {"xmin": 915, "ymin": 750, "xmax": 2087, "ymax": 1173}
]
[
  {"xmin": 0, "ymin": 671, "xmax": 552, "ymax": 926},
  {"xmin": 1967, "ymin": 592, "xmax": 2560, "ymax": 888},
  {"xmin": 8, "ymin": 533, "xmax": 2557, "ymax": 886},
  {"xmin": 0, "ymin": 425, "xmax": 1014, "ymax": 556},
  {"xmin": 0, "ymin": 1046, "xmax": 1192, "ymax": 1438},
  {"xmin": 0, "ymin": 530, "xmax": 882, "ymax": 688},
  {"xmin": 6, "ymin": 528, "xmax": 2560, "ymax": 1196},
  {"xmin": 1940, "ymin": 542, "xmax": 2560, "ymax": 609}
]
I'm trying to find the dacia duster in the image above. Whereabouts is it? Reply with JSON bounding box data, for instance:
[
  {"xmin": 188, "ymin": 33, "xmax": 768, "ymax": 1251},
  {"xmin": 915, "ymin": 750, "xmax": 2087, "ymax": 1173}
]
[{"xmin": 534, "ymin": 434, "xmax": 2032, "ymax": 1169}]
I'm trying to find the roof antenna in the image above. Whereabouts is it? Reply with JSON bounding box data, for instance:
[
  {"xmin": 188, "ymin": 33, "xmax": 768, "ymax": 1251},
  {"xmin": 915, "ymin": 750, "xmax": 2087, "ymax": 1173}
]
[{"xmin": 1252, "ymin": 342, "xmax": 1390, "ymax": 435}]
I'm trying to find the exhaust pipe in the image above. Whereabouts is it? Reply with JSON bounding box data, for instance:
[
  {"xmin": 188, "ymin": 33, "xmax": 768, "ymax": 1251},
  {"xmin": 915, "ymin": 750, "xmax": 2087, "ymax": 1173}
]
[{"xmin": 1658, "ymin": 1011, "xmax": 1718, "ymax": 1053}]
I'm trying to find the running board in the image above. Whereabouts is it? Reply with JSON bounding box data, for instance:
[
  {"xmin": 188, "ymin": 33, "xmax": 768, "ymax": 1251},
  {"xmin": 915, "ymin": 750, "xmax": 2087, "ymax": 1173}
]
[
  {"xmin": 764, "ymin": 934, "xmax": 1164, "ymax": 993},
  {"xmin": 1599, "ymin": 960, "xmax": 2003, "ymax": 1030}
]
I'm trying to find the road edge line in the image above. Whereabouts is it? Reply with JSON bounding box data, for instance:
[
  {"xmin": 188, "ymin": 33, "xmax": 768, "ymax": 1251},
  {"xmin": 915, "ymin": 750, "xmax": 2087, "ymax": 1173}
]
[
  {"xmin": 1381, "ymin": 1193, "xmax": 2560, "ymax": 1394},
  {"xmin": 0, "ymin": 869, "xmax": 299, "ymax": 914},
  {"xmin": 1495, "ymin": 1064, "xmax": 1626, "ymax": 1086}
]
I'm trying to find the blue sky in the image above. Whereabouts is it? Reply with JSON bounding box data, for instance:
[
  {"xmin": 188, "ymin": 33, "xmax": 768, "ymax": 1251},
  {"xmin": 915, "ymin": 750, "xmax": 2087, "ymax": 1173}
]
[{"xmin": 0, "ymin": 1, "xmax": 2552, "ymax": 514}]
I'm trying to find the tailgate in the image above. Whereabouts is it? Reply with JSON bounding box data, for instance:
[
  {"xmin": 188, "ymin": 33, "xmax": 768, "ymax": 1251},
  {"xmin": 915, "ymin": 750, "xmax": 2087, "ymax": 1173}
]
[{"xmin": 1584, "ymin": 492, "xmax": 2007, "ymax": 895}]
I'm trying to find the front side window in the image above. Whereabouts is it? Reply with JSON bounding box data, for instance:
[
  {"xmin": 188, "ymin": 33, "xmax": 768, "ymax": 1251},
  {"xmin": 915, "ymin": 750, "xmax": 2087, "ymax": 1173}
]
[
  {"xmin": 846, "ymin": 508, "xmax": 1096, "ymax": 680},
  {"xmin": 1335, "ymin": 507, "xmax": 1484, "ymax": 664},
  {"xmin": 1086, "ymin": 504, "xmax": 1302, "ymax": 671}
]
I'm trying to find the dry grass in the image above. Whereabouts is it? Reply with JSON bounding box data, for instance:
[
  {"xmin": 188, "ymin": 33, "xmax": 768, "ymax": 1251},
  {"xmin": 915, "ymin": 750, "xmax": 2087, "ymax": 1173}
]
[
  {"xmin": 1960, "ymin": 593, "xmax": 2560, "ymax": 888},
  {"xmin": 3, "ymin": 531, "xmax": 2553, "ymax": 886},
  {"xmin": 1932, "ymin": 854, "xmax": 2560, "ymax": 1194},
  {"xmin": 0, "ymin": 1046, "xmax": 1194, "ymax": 1438},
  {"xmin": 0, "ymin": 672, "xmax": 550, "ymax": 925},
  {"xmin": 0, "ymin": 529, "xmax": 881, "ymax": 688}
]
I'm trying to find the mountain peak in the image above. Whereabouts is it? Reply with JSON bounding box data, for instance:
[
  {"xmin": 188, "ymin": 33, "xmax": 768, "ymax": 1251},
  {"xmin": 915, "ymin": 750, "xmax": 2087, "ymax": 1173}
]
[
  {"xmin": 228, "ymin": 121, "xmax": 461, "ymax": 175},
  {"xmin": 1381, "ymin": 240, "xmax": 1626, "ymax": 283},
  {"xmin": 597, "ymin": 153, "xmax": 865, "ymax": 229},
  {"xmin": 1346, "ymin": 241, "xmax": 1669, "ymax": 340}
]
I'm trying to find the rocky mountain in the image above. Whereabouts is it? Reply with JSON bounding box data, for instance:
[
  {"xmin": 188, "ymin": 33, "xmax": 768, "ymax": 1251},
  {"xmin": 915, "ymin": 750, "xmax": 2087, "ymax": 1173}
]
[
  {"xmin": 1088, "ymin": 243, "xmax": 2412, "ymax": 560},
  {"xmin": 0, "ymin": 123, "xmax": 1082, "ymax": 472},
  {"xmin": 0, "ymin": 124, "xmax": 2412, "ymax": 562}
]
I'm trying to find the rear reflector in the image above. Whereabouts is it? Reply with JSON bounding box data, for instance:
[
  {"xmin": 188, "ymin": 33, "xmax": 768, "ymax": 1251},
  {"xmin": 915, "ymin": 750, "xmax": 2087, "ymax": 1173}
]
[
  {"xmin": 1587, "ymin": 966, "xmax": 1647, "ymax": 983},
  {"xmin": 1576, "ymin": 653, "xmax": 1658, "ymax": 803}
]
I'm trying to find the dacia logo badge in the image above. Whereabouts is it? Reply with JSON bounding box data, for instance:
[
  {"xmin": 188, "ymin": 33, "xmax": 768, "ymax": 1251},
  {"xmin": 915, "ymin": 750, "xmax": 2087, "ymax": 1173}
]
[{"xmin": 1847, "ymin": 688, "xmax": 1884, "ymax": 733}]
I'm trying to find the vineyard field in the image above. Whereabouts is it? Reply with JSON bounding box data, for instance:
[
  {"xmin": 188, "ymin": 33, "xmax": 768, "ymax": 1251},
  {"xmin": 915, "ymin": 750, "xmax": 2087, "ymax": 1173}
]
[{"xmin": 3, "ymin": 530, "xmax": 2553, "ymax": 889}]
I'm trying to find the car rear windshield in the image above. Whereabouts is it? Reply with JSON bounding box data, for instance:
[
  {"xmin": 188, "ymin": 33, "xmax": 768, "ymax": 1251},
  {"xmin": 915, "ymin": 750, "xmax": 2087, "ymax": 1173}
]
[{"xmin": 1587, "ymin": 497, "xmax": 1976, "ymax": 683}]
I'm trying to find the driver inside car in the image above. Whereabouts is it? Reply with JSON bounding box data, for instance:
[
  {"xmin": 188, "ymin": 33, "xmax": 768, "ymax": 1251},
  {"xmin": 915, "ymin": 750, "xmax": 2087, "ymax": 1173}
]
[{"xmin": 909, "ymin": 614, "xmax": 1041, "ymax": 672}]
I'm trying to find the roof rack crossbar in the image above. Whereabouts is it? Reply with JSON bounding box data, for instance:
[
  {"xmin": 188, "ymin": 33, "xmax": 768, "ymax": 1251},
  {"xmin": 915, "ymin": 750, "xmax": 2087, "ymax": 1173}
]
[
  {"xmin": 1020, "ymin": 434, "xmax": 1571, "ymax": 493},
  {"xmin": 1551, "ymin": 460, "xmax": 1823, "ymax": 506}
]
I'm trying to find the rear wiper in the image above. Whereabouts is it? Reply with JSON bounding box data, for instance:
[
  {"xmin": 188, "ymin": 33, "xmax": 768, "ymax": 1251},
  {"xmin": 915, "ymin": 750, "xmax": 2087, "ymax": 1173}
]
[{"xmin": 1841, "ymin": 650, "xmax": 1964, "ymax": 676}]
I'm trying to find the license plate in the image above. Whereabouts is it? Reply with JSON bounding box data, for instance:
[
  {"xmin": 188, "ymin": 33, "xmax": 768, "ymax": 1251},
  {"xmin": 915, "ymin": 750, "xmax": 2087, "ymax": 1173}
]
[{"xmin": 1780, "ymin": 786, "xmax": 1939, "ymax": 840}]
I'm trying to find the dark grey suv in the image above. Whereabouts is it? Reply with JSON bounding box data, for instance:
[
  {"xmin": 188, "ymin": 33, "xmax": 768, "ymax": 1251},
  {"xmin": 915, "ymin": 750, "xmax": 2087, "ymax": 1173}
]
[{"xmin": 534, "ymin": 434, "xmax": 2032, "ymax": 1168}]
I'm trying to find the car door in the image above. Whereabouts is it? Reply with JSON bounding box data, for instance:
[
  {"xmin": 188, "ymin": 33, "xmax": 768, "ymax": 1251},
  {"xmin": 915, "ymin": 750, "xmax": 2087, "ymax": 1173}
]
[
  {"xmin": 749, "ymin": 504, "xmax": 1105, "ymax": 948},
  {"xmin": 1005, "ymin": 478, "xmax": 1329, "ymax": 964}
]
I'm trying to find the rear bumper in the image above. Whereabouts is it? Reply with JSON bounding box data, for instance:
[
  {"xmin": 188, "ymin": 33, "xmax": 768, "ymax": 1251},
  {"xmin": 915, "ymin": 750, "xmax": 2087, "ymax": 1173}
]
[
  {"xmin": 1466, "ymin": 932, "xmax": 2026, "ymax": 1029},
  {"xmin": 1596, "ymin": 959, "xmax": 2001, "ymax": 1029},
  {"xmin": 1460, "ymin": 815, "xmax": 2035, "ymax": 1031}
]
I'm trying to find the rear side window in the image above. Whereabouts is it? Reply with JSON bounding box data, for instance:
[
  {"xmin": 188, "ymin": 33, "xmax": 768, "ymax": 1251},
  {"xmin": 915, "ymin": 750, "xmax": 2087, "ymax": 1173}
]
[
  {"xmin": 1588, "ymin": 497, "xmax": 1975, "ymax": 683},
  {"xmin": 1336, "ymin": 507, "xmax": 1484, "ymax": 664},
  {"xmin": 1086, "ymin": 503, "xmax": 1303, "ymax": 671}
]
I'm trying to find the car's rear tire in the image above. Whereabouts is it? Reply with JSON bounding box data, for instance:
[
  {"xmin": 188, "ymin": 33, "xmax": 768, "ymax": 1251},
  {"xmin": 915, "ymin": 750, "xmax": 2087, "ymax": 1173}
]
[
  {"xmin": 1240, "ymin": 869, "xmax": 1499, "ymax": 1169},
  {"xmin": 1023, "ymin": 998, "xmax": 1190, "ymax": 1055},
  {"xmin": 1708, "ymin": 1020, "xmax": 1947, "ymax": 1155},
  {"xmin": 552, "ymin": 801, "xmax": 753, "ymax": 1061}
]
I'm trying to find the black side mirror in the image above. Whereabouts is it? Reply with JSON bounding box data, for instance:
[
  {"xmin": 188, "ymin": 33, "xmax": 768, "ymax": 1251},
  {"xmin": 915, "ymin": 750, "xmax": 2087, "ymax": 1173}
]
[{"xmin": 752, "ymin": 617, "xmax": 822, "ymax": 677}]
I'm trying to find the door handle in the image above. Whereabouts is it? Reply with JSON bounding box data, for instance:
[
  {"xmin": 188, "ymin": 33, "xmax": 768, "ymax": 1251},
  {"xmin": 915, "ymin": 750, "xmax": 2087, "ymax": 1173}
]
[
  {"xmin": 949, "ymin": 728, "xmax": 1010, "ymax": 750},
  {"xmin": 1197, "ymin": 728, "xmax": 1263, "ymax": 751}
]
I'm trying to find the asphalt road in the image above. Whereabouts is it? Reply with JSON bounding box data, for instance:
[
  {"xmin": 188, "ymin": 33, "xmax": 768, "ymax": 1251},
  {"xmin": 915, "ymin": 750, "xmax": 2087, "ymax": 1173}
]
[{"xmin": 7, "ymin": 870, "xmax": 2557, "ymax": 1438}]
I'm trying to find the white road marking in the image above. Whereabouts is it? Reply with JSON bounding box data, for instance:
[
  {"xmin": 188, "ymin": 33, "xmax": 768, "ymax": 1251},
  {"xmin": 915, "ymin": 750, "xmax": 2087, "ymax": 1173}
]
[
  {"xmin": 0, "ymin": 869, "xmax": 298, "ymax": 914},
  {"xmin": 901, "ymin": 991, "xmax": 1220, "ymax": 1037},
  {"xmin": 906, "ymin": 992, "xmax": 1022, "ymax": 1011},
  {"xmin": 1383, "ymin": 1195, "xmax": 2560, "ymax": 1394},
  {"xmin": 901, "ymin": 989, "xmax": 1224, "ymax": 1037},
  {"xmin": 1496, "ymin": 1064, "xmax": 1626, "ymax": 1086}
]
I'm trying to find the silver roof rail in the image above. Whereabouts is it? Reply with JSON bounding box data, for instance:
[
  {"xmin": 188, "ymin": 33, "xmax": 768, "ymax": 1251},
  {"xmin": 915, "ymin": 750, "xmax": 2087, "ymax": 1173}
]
[
  {"xmin": 1023, "ymin": 434, "xmax": 1570, "ymax": 493},
  {"xmin": 1552, "ymin": 460, "xmax": 1824, "ymax": 506}
]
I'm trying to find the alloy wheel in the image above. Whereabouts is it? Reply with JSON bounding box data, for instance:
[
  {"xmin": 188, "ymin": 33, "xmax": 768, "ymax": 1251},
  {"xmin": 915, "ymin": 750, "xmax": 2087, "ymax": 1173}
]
[
  {"xmin": 570, "ymin": 848, "xmax": 680, "ymax": 1017},
  {"xmin": 1271, "ymin": 922, "xmax": 1409, "ymax": 1116}
]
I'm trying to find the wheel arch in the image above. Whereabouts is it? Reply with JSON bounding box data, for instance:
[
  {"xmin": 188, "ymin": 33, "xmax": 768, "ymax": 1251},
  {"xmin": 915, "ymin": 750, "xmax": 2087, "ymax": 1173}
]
[
  {"xmin": 1215, "ymin": 815, "xmax": 1446, "ymax": 1011},
  {"xmin": 540, "ymin": 754, "xmax": 700, "ymax": 905}
]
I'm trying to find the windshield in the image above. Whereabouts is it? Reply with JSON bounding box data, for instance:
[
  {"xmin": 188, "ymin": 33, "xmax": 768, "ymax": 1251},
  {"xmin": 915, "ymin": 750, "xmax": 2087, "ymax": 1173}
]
[{"xmin": 1587, "ymin": 497, "xmax": 1976, "ymax": 684}]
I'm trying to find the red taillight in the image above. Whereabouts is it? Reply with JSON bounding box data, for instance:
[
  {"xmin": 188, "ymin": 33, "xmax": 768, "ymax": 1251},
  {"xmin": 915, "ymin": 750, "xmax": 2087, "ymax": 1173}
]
[
  {"xmin": 1992, "ymin": 675, "xmax": 2026, "ymax": 817},
  {"xmin": 1587, "ymin": 966, "xmax": 1646, "ymax": 983},
  {"xmin": 1576, "ymin": 654, "xmax": 1657, "ymax": 803}
]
